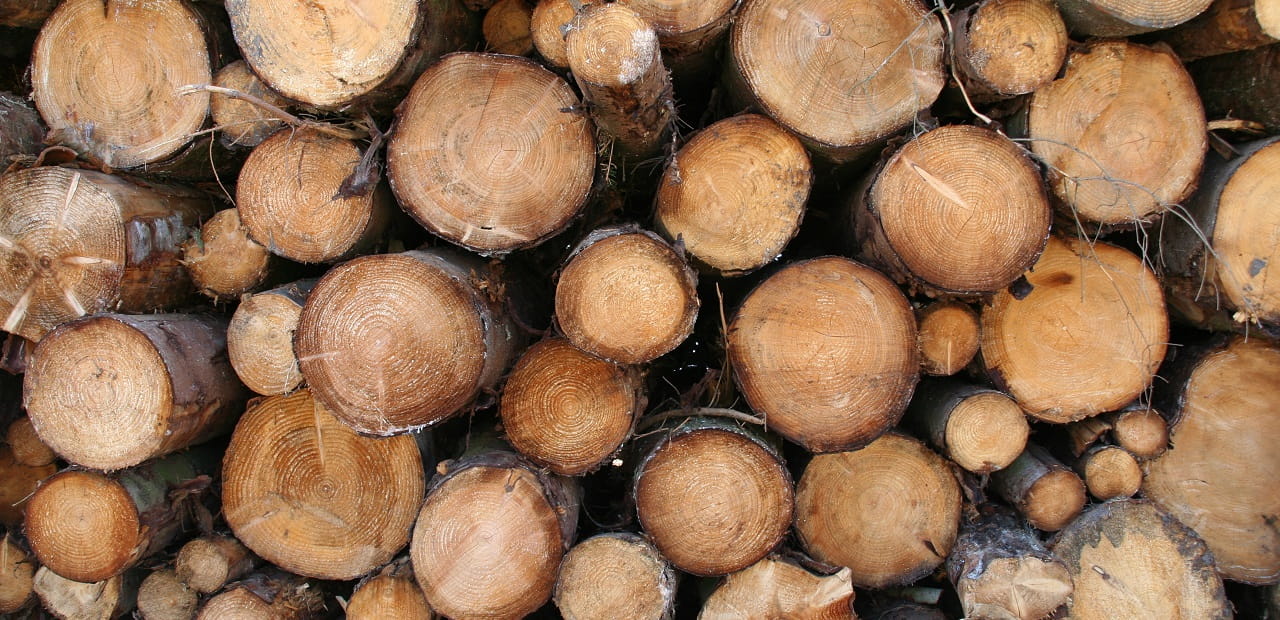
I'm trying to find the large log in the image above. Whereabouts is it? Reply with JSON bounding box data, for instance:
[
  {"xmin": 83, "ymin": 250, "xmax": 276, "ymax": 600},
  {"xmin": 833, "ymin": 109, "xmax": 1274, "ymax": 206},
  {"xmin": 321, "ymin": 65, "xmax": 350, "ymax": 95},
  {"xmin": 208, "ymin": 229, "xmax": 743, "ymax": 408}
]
[
  {"xmin": 554, "ymin": 532, "xmax": 676, "ymax": 620},
  {"xmin": 946, "ymin": 505, "xmax": 1073, "ymax": 620}
]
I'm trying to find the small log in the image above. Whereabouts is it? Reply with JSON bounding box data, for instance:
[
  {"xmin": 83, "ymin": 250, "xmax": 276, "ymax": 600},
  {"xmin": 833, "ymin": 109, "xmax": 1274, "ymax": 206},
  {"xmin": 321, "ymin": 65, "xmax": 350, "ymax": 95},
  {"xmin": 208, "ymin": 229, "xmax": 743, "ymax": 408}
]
[
  {"xmin": 196, "ymin": 570, "xmax": 324, "ymax": 620},
  {"xmin": 0, "ymin": 445, "xmax": 57, "ymax": 525},
  {"xmin": 554, "ymin": 532, "xmax": 676, "ymax": 620},
  {"xmin": 33, "ymin": 566, "xmax": 138, "ymax": 620},
  {"xmin": 980, "ymin": 236, "xmax": 1168, "ymax": 423},
  {"xmin": 796, "ymin": 432, "xmax": 961, "ymax": 589},
  {"xmin": 946, "ymin": 505, "xmax": 1072, "ymax": 620},
  {"xmin": 0, "ymin": 534, "xmax": 35, "ymax": 614},
  {"xmin": 0, "ymin": 93, "xmax": 43, "ymax": 162},
  {"xmin": 226, "ymin": 279, "xmax": 316, "ymax": 397},
  {"xmin": 1026, "ymin": 40, "xmax": 1206, "ymax": 227},
  {"xmin": 727, "ymin": 0, "xmax": 946, "ymax": 162},
  {"xmin": 174, "ymin": 536, "xmax": 257, "ymax": 595},
  {"xmin": 296, "ymin": 249, "xmax": 520, "ymax": 435},
  {"xmin": 222, "ymin": 390, "xmax": 426, "ymax": 581},
  {"xmin": 24, "ymin": 448, "xmax": 217, "ymax": 583},
  {"xmin": 0, "ymin": 166, "xmax": 213, "ymax": 341},
  {"xmin": 700, "ymin": 558, "xmax": 855, "ymax": 619},
  {"xmin": 1161, "ymin": 0, "xmax": 1280, "ymax": 59},
  {"xmin": 484, "ymin": 0, "xmax": 534, "ymax": 56},
  {"xmin": 237, "ymin": 128, "xmax": 392, "ymax": 264},
  {"xmin": 5, "ymin": 417, "xmax": 55, "ymax": 467},
  {"xmin": 619, "ymin": 0, "xmax": 739, "ymax": 78},
  {"xmin": 729, "ymin": 256, "xmax": 918, "ymax": 452},
  {"xmin": 1109, "ymin": 405, "xmax": 1168, "ymax": 459},
  {"xmin": 530, "ymin": 0, "xmax": 595, "ymax": 69},
  {"xmin": 500, "ymin": 337, "xmax": 644, "ymax": 475},
  {"xmin": 180, "ymin": 208, "xmax": 271, "ymax": 301},
  {"xmin": 556, "ymin": 227, "xmax": 698, "ymax": 364},
  {"xmin": 346, "ymin": 557, "xmax": 434, "ymax": 620},
  {"xmin": 903, "ymin": 379, "xmax": 1029, "ymax": 474},
  {"xmin": 851, "ymin": 124, "xmax": 1050, "ymax": 296},
  {"xmin": 634, "ymin": 415, "xmax": 793, "ymax": 576},
  {"xmin": 950, "ymin": 0, "xmax": 1068, "ymax": 100},
  {"xmin": 654, "ymin": 113, "xmax": 811, "ymax": 277},
  {"xmin": 209, "ymin": 60, "xmax": 287, "ymax": 150},
  {"xmin": 388, "ymin": 52, "xmax": 596, "ymax": 255},
  {"xmin": 915, "ymin": 301, "xmax": 980, "ymax": 376},
  {"xmin": 1050, "ymin": 499, "xmax": 1231, "ymax": 618},
  {"xmin": 137, "ymin": 569, "xmax": 197, "ymax": 620},
  {"xmin": 24, "ymin": 313, "xmax": 246, "ymax": 470},
  {"xmin": 989, "ymin": 443, "xmax": 1086, "ymax": 532},
  {"xmin": 0, "ymin": 0, "xmax": 58, "ymax": 28},
  {"xmin": 410, "ymin": 449, "xmax": 579, "ymax": 619},
  {"xmin": 1076, "ymin": 444, "xmax": 1142, "ymax": 500}
]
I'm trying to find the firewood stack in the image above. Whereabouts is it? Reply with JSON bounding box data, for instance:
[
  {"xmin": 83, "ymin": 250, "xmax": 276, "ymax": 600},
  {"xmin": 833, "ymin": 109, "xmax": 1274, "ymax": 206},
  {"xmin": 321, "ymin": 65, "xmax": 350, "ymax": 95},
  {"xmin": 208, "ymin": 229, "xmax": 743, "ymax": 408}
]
[{"xmin": 1, "ymin": 0, "xmax": 1278, "ymax": 617}]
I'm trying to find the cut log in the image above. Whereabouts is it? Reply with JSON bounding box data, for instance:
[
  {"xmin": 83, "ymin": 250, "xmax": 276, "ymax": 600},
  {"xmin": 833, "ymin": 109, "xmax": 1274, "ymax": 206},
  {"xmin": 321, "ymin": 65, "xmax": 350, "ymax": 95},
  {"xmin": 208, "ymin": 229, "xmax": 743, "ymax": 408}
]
[
  {"xmin": 5, "ymin": 417, "xmax": 55, "ymax": 467},
  {"xmin": 728, "ymin": 0, "xmax": 946, "ymax": 162},
  {"xmin": 851, "ymin": 124, "xmax": 1050, "ymax": 296},
  {"xmin": 530, "ymin": 0, "xmax": 595, "ymax": 69},
  {"xmin": 1160, "ymin": 0, "xmax": 1280, "ymax": 59},
  {"xmin": 1050, "ymin": 499, "xmax": 1231, "ymax": 618},
  {"xmin": 31, "ymin": 0, "xmax": 214, "ymax": 169},
  {"xmin": 484, "ymin": 0, "xmax": 534, "ymax": 56},
  {"xmin": 0, "ymin": 166, "xmax": 213, "ymax": 341},
  {"xmin": 915, "ymin": 301, "xmax": 980, "ymax": 376},
  {"xmin": 1109, "ymin": 405, "xmax": 1168, "ymax": 459},
  {"xmin": 195, "ymin": 570, "xmax": 324, "ymax": 620},
  {"xmin": 980, "ymin": 236, "xmax": 1168, "ymax": 423},
  {"xmin": 410, "ymin": 450, "xmax": 579, "ymax": 619},
  {"xmin": 946, "ymin": 505, "xmax": 1072, "ymax": 620},
  {"xmin": 700, "ymin": 558, "xmax": 855, "ymax": 620},
  {"xmin": 1027, "ymin": 40, "xmax": 1206, "ymax": 227},
  {"xmin": 950, "ymin": 0, "xmax": 1068, "ymax": 101},
  {"xmin": 1076, "ymin": 444, "xmax": 1142, "ymax": 500},
  {"xmin": 1144, "ymin": 336, "xmax": 1280, "ymax": 583},
  {"xmin": 388, "ymin": 52, "xmax": 596, "ymax": 255},
  {"xmin": 137, "ymin": 569, "xmax": 197, "ymax": 620},
  {"xmin": 24, "ymin": 448, "xmax": 217, "ymax": 583},
  {"xmin": 654, "ymin": 113, "xmax": 811, "ymax": 277},
  {"xmin": 209, "ymin": 60, "xmax": 287, "ymax": 150},
  {"xmin": 1065, "ymin": 415, "xmax": 1112, "ymax": 456},
  {"xmin": 634, "ymin": 416, "xmax": 793, "ymax": 576},
  {"xmin": 237, "ymin": 128, "xmax": 391, "ymax": 263},
  {"xmin": 989, "ymin": 443, "xmax": 1086, "ymax": 532},
  {"xmin": 222, "ymin": 389, "xmax": 426, "ymax": 581},
  {"xmin": 347, "ymin": 557, "xmax": 434, "ymax": 620},
  {"xmin": 903, "ymin": 379, "xmax": 1029, "ymax": 474},
  {"xmin": 0, "ymin": 445, "xmax": 56, "ymax": 525},
  {"xmin": 0, "ymin": 534, "xmax": 34, "ymax": 614},
  {"xmin": 25, "ymin": 313, "xmax": 246, "ymax": 470},
  {"xmin": 556, "ymin": 227, "xmax": 698, "ymax": 364},
  {"xmin": 180, "ymin": 208, "xmax": 271, "ymax": 301},
  {"xmin": 728, "ymin": 256, "xmax": 918, "ymax": 452},
  {"xmin": 0, "ymin": 1, "xmax": 58, "ymax": 28},
  {"xmin": 0, "ymin": 93, "xmax": 43, "ymax": 162},
  {"xmin": 296, "ymin": 249, "xmax": 520, "ymax": 435},
  {"xmin": 1055, "ymin": 0, "xmax": 1213, "ymax": 34},
  {"xmin": 225, "ymin": 0, "xmax": 478, "ymax": 110},
  {"xmin": 175, "ymin": 536, "xmax": 257, "ymax": 596},
  {"xmin": 226, "ymin": 279, "xmax": 316, "ymax": 397},
  {"xmin": 33, "ymin": 566, "xmax": 138, "ymax": 620},
  {"xmin": 500, "ymin": 337, "xmax": 644, "ymax": 475},
  {"xmin": 554, "ymin": 532, "xmax": 677, "ymax": 620},
  {"xmin": 619, "ymin": 0, "xmax": 739, "ymax": 78},
  {"xmin": 795, "ymin": 432, "xmax": 961, "ymax": 589}
]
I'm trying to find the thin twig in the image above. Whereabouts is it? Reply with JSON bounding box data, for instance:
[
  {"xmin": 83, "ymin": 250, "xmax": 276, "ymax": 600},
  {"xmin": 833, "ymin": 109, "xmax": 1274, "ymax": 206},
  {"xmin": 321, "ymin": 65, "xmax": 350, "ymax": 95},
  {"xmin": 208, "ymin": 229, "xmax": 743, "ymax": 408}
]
[
  {"xmin": 177, "ymin": 84, "xmax": 367, "ymax": 141},
  {"xmin": 636, "ymin": 407, "xmax": 764, "ymax": 432}
]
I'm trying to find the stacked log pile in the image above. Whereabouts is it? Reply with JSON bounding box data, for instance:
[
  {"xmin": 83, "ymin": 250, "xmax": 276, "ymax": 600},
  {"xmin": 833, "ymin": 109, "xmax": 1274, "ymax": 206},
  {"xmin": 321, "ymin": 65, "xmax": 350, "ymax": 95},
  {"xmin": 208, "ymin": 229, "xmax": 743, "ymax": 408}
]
[{"xmin": 1, "ymin": 0, "xmax": 1279, "ymax": 617}]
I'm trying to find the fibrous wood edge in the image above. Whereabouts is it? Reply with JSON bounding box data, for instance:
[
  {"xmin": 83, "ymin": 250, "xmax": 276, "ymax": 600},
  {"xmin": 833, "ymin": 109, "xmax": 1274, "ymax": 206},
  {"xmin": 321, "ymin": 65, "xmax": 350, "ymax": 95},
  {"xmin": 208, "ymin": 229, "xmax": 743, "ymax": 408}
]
[
  {"xmin": 33, "ymin": 566, "xmax": 138, "ymax": 620},
  {"xmin": 699, "ymin": 557, "xmax": 856, "ymax": 619},
  {"xmin": 945, "ymin": 505, "xmax": 1072, "ymax": 620}
]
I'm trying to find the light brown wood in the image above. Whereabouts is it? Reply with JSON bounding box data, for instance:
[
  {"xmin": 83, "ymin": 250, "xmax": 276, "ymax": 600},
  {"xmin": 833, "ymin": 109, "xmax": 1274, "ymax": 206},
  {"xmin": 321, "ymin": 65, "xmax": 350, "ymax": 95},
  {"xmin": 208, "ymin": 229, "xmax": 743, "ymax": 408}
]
[
  {"xmin": 1077, "ymin": 444, "xmax": 1142, "ymax": 500},
  {"xmin": 980, "ymin": 236, "xmax": 1168, "ymax": 423},
  {"xmin": 0, "ymin": 534, "xmax": 34, "ymax": 614},
  {"xmin": 796, "ymin": 433, "xmax": 961, "ymax": 589},
  {"xmin": 946, "ymin": 505, "xmax": 1072, "ymax": 620},
  {"xmin": 6, "ymin": 416, "xmax": 55, "ymax": 467},
  {"xmin": 180, "ymin": 209, "xmax": 271, "ymax": 301},
  {"xmin": 619, "ymin": 0, "xmax": 739, "ymax": 77},
  {"xmin": 196, "ymin": 571, "xmax": 324, "ymax": 620},
  {"xmin": 556, "ymin": 228, "xmax": 698, "ymax": 364},
  {"xmin": 25, "ymin": 313, "xmax": 246, "ymax": 470},
  {"xmin": 654, "ymin": 113, "xmax": 811, "ymax": 277},
  {"xmin": 1161, "ymin": 0, "xmax": 1280, "ymax": 59},
  {"xmin": 388, "ymin": 52, "xmax": 596, "ymax": 254},
  {"xmin": 0, "ymin": 445, "xmax": 56, "ymax": 525},
  {"xmin": 916, "ymin": 301, "xmax": 980, "ymax": 376},
  {"xmin": 347, "ymin": 557, "xmax": 435, "ymax": 620},
  {"xmin": 729, "ymin": 257, "xmax": 918, "ymax": 452},
  {"xmin": 1027, "ymin": 40, "xmax": 1206, "ymax": 227},
  {"xmin": 226, "ymin": 279, "xmax": 315, "ymax": 397},
  {"xmin": 1109, "ymin": 406, "xmax": 1168, "ymax": 459},
  {"xmin": 296, "ymin": 249, "xmax": 520, "ymax": 435},
  {"xmin": 531, "ymin": 0, "xmax": 595, "ymax": 69},
  {"xmin": 137, "ymin": 569, "xmax": 197, "ymax": 620},
  {"xmin": 904, "ymin": 379, "xmax": 1029, "ymax": 474},
  {"xmin": 33, "ymin": 566, "xmax": 137, "ymax": 620},
  {"xmin": 174, "ymin": 536, "xmax": 257, "ymax": 595},
  {"xmin": 700, "ymin": 558, "xmax": 855, "ymax": 620},
  {"xmin": 0, "ymin": 0, "xmax": 58, "ymax": 28},
  {"xmin": 1050, "ymin": 500, "xmax": 1231, "ymax": 618},
  {"xmin": 209, "ymin": 60, "xmax": 287, "ymax": 150},
  {"xmin": 1055, "ymin": 0, "xmax": 1214, "ymax": 34},
  {"xmin": 0, "ymin": 92, "xmax": 43, "ymax": 161},
  {"xmin": 989, "ymin": 443, "xmax": 1086, "ymax": 532},
  {"xmin": 951, "ymin": 0, "xmax": 1067, "ymax": 100},
  {"xmin": 554, "ymin": 533, "xmax": 676, "ymax": 620},
  {"xmin": 485, "ymin": 0, "xmax": 535, "ymax": 56},
  {"xmin": 0, "ymin": 167, "xmax": 212, "ymax": 341},
  {"xmin": 222, "ymin": 390, "xmax": 425, "ymax": 581},
  {"xmin": 1065, "ymin": 416, "xmax": 1112, "ymax": 456}
]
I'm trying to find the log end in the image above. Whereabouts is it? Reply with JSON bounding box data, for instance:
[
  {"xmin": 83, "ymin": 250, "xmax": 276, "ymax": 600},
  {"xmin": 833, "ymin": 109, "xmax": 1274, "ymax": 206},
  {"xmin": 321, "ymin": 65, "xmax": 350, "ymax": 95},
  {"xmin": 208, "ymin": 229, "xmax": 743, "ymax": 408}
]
[{"xmin": 25, "ymin": 470, "xmax": 140, "ymax": 584}]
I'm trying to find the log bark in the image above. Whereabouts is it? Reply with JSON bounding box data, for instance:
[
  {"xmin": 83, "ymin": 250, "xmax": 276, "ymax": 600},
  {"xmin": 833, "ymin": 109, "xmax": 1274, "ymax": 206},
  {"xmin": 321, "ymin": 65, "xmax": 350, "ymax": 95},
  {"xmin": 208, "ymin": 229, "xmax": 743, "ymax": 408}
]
[
  {"xmin": 699, "ymin": 557, "xmax": 856, "ymax": 620},
  {"xmin": 209, "ymin": 60, "xmax": 286, "ymax": 150},
  {"xmin": 388, "ymin": 52, "xmax": 596, "ymax": 255},
  {"xmin": 410, "ymin": 449, "xmax": 579, "ymax": 619},
  {"xmin": 796, "ymin": 432, "xmax": 961, "ymax": 589},
  {"xmin": 0, "ymin": 166, "xmax": 213, "ymax": 341},
  {"xmin": 619, "ymin": 0, "xmax": 739, "ymax": 79},
  {"xmin": 1026, "ymin": 40, "xmax": 1206, "ymax": 227},
  {"xmin": 1049, "ymin": 499, "xmax": 1231, "ymax": 618},
  {"xmin": 296, "ymin": 249, "xmax": 520, "ymax": 435},
  {"xmin": 0, "ymin": 445, "xmax": 57, "ymax": 525},
  {"xmin": 903, "ymin": 379, "xmax": 1029, "ymax": 474},
  {"xmin": 226, "ymin": 279, "xmax": 316, "ymax": 397},
  {"xmin": 24, "ymin": 447, "xmax": 218, "ymax": 583},
  {"xmin": 850, "ymin": 124, "xmax": 1050, "ymax": 296},
  {"xmin": 0, "ymin": 0, "xmax": 58, "ymax": 29},
  {"xmin": 1076, "ymin": 444, "xmax": 1142, "ymax": 500},
  {"xmin": 0, "ymin": 93, "xmax": 43, "ymax": 163},
  {"xmin": 950, "ymin": 0, "xmax": 1068, "ymax": 101},
  {"xmin": 915, "ymin": 301, "xmax": 980, "ymax": 376},
  {"xmin": 989, "ymin": 443, "xmax": 1086, "ymax": 532},
  {"xmin": 729, "ymin": 256, "xmax": 918, "ymax": 452},
  {"xmin": 24, "ymin": 313, "xmax": 246, "ymax": 470},
  {"xmin": 33, "ymin": 566, "xmax": 138, "ymax": 620},
  {"xmin": 1160, "ymin": 0, "xmax": 1280, "ymax": 59},
  {"xmin": 1056, "ymin": 0, "xmax": 1213, "ymax": 34},
  {"xmin": 137, "ymin": 569, "xmax": 197, "ymax": 620},
  {"xmin": 556, "ymin": 227, "xmax": 698, "ymax": 364},
  {"xmin": 499, "ymin": 337, "xmax": 644, "ymax": 475},
  {"xmin": 727, "ymin": 0, "xmax": 945, "ymax": 162},
  {"xmin": 980, "ymin": 236, "xmax": 1168, "ymax": 423},
  {"xmin": 195, "ymin": 570, "xmax": 324, "ymax": 620},
  {"xmin": 174, "ymin": 536, "xmax": 257, "ymax": 595},
  {"xmin": 945, "ymin": 505, "xmax": 1072, "ymax": 620},
  {"xmin": 1144, "ymin": 336, "xmax": 1280, "ymax": 583},
  {"xmin": 0, "ymin": 534, "xmax": 34, "ymax": 614},
  {"xmin": 634, "ymin": 415, "xmax": 793, "ymax": 576},
  {"xmin": 6, "ymin": 417, "xmax": 55, "ymax": 467},
  {"xmin": 221, "ymin": 389, "xmax": 426, "ymax": 581},
  {"xmin": 654, "ymin": 113, "xmax": 811, "ymax": 277},
  {"xmin": 484, "ymin": 0, "xmax": 534, "ymax": 56},
  {"xmin": 180, "ymin": 208, "xmax": 271, "ymax": 301},
  {"xmin": 554, "ymin": 532, "xmax": 677, "ymax": 620},
  {"xmin": 346, "ymin": 557, "xmax": 434, "ymax": 620}
]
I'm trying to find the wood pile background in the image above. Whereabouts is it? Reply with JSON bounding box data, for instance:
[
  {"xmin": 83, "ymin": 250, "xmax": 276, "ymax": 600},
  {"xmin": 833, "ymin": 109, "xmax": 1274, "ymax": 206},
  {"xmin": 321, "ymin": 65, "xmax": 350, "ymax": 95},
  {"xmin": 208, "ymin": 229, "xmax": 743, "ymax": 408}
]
[{"xmin": 0, "ymin": 0, "xmax": 1278, "ymax": 618}]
